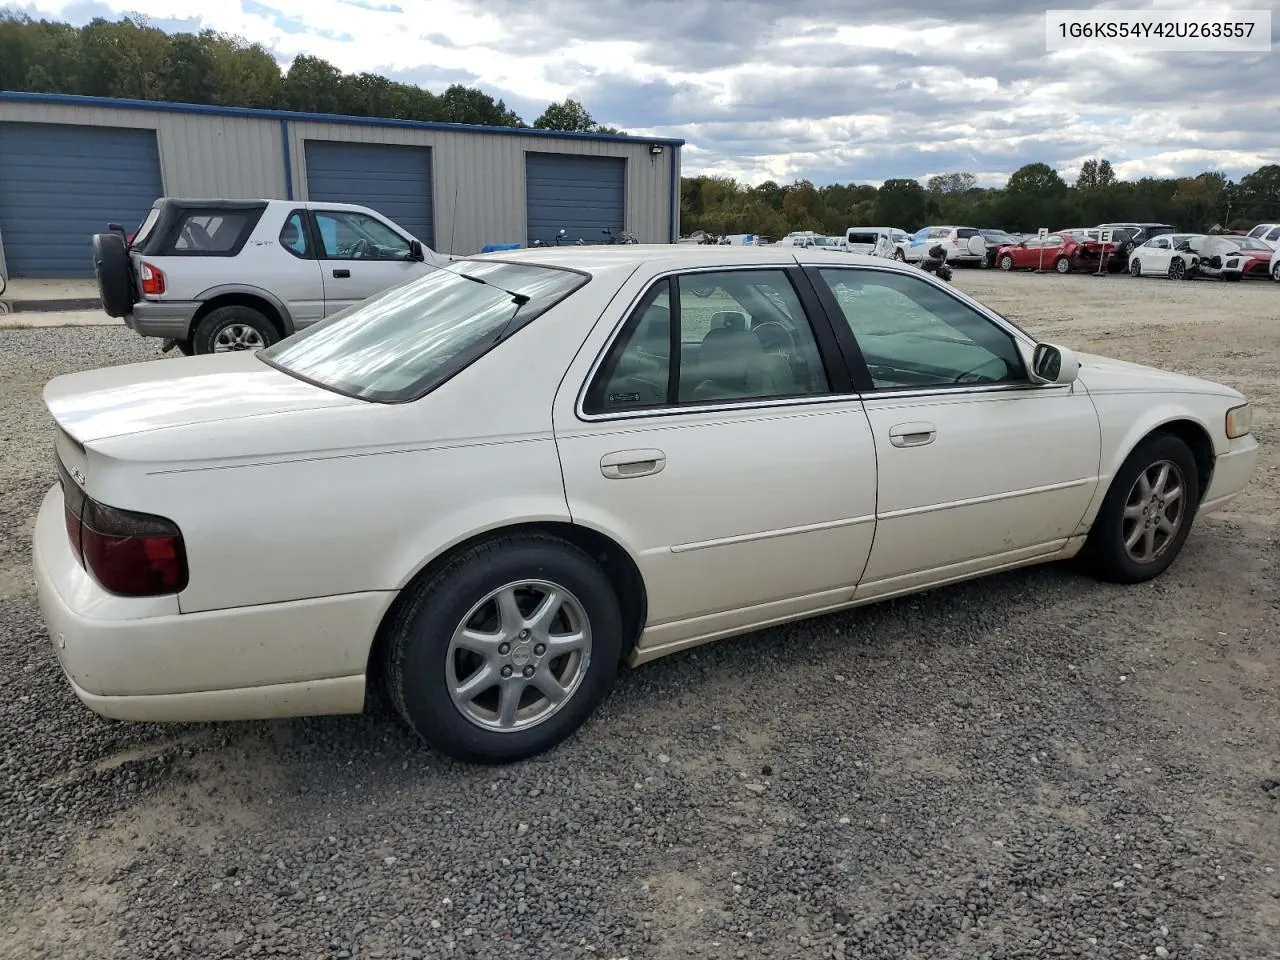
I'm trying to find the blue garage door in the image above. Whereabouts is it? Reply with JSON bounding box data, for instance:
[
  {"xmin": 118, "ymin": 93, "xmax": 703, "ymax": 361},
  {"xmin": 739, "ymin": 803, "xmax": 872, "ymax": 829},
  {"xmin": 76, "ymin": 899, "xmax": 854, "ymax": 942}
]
[
  {"xmin": 0, "ymin": 122, "xmax": 163, "ymax": 278},
  {"xmin": 525, "ymin": 153, "xmax": 626, "ymax": 246},
  {"xmin": 304, "ymin": 140, "xmax": 434, "ymax": 248}
]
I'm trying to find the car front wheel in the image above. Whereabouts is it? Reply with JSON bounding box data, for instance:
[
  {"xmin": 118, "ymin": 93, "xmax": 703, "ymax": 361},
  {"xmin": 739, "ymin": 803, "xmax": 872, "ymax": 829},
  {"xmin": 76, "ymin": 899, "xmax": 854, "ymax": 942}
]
[
  {"xmin": 1130, "ymin": 259, "xmax": 1142, "ymax": 277},
  {"xmin": 1078, "ymin": 433, "xmax": 1200, "ymax": 584},
  {"xmin": 384, "ymin": 533, "xmax": 623, "ymax": 763},
  {"xmin": 999, "ymin": 254, "xmax": 1014, "ymax": 271}
]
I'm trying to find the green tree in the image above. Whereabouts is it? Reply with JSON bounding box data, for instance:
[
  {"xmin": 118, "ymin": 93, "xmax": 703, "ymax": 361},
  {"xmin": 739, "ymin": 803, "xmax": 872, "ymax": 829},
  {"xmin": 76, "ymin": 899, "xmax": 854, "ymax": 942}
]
[
  {"xmin": 926, "ymin": 172, "xmax": 977, "ymax": 195},
  {"xmin": 874, "ymin": 178, "xmax": 928, "ymax": 228},
  {"xmin": 1008, "ymin": 162, "xmax": 1067, "ymax": 195}
]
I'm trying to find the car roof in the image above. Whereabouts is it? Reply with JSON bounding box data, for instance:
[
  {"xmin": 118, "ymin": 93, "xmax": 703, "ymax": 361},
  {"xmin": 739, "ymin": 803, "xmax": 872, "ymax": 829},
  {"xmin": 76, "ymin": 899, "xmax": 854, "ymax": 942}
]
[{"xmin": 465, "ymin": 244, "xmax": 925, "ymax": 273}]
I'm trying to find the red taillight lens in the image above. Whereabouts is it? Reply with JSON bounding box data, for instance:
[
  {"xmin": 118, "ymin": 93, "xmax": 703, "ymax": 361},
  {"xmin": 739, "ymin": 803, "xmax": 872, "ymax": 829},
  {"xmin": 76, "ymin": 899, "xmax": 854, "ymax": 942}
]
[
  {"xmin": 79, "ymin": 499, "xmax": 188, "ymax": 597},
  {"xmin": 139, "ymin": 261, "xmax": 165, "ymax": 296}
]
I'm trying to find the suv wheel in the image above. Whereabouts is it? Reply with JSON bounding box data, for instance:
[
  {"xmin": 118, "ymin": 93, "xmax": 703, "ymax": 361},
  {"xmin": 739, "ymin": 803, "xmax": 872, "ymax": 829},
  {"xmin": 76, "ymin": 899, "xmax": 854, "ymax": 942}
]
[{"xmin": 193, "ymin": 305, "xmax": 279, "ymax": 354}]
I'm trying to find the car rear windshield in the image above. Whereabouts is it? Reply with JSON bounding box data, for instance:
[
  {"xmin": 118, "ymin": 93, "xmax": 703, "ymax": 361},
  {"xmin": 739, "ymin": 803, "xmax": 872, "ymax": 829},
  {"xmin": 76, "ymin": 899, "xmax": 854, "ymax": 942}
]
[{"xmin": 259, "ymin": 260, "xmax": 588, "ymax": 403}]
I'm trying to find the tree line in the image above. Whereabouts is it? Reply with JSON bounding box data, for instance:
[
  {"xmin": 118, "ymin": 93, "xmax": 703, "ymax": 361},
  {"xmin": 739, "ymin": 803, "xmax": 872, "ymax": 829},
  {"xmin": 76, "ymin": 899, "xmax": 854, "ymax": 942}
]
[
  {"xmin": 0, "ymin": 12, "xmax": 619, "ymax": 133},
  {"xmin": 682, "ymin": 160, "xmax": 1280, "ymax": 239}
]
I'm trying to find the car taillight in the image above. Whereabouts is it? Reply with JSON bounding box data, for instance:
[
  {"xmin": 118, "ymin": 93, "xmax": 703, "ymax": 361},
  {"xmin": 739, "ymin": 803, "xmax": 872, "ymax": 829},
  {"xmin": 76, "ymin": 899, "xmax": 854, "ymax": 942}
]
[
  {"xmin": 139, "ymin": 261, "xmax": 165, "ymax": 296},
  {"xmin": 59, "ymin": 474, "xmax": 187, "ymax": 597}
]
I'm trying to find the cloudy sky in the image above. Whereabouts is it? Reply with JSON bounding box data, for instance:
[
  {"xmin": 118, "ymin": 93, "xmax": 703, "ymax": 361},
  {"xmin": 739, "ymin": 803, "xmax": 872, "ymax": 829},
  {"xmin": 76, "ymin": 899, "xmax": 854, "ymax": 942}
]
[{"xmin": 13, "ymin": 0, "xmax": 1279, "ymax": 187}]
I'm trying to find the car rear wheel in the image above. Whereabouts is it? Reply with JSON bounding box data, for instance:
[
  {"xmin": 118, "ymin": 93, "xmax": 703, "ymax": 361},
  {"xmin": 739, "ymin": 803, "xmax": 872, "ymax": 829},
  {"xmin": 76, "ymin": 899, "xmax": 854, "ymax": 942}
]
[
  {"xmin": 91, "ymin": 232, "xmax": 134, "ymax": 318},
  {"xmin": 1129, "ymin": 259, "xmax": 1142, "ymax": 277},
  {"xmin": 1055, "ymin": 256, "xmax": 1071, "ymax": 274},
  {"xmin": 999, "ymin": 254, "xmax": 1014, "ymax": 271},
  {"xmin": 192, "ymin": 305, "xmax": 278, "ymax": 355},
  {"xmin": 1077, "ymin": 433, "xmax": 1199, "ymax": 584},
  {"xmin": 893, "ymin": 249, "xmax": 905, "ymax": 261},
  {"xmin": 383, "ymin": 533, "xmax": 624, "ymax": 763}
]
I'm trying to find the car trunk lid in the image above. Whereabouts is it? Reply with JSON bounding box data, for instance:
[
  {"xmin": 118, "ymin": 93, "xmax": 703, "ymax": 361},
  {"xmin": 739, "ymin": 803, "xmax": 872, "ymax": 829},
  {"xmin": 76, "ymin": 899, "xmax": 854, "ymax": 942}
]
[{"xmin": 44, "ymin": 351, "xmax": 364, "ymax": 446}]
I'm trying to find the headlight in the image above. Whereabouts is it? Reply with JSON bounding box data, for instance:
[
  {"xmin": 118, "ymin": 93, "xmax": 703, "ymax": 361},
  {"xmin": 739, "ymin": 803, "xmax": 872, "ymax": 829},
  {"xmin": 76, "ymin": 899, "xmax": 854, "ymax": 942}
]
[{"xmin": 1226, "ymin": 403, "xmax": 1252, "ymax": 439}]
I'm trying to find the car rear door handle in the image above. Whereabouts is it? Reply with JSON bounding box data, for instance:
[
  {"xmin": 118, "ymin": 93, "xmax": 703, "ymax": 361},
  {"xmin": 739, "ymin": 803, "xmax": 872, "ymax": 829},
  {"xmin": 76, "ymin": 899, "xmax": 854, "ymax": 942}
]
[
  {"xmin": 332, "ymin": 268, "xmax": 351, "ymax": 278},
  {"xmin": 888, "ymin": 422, "xmax": 936, "ymax": 447},
  {"xmin": 600, "ymin": 449, "xmax": 666, "ymax": 479}
]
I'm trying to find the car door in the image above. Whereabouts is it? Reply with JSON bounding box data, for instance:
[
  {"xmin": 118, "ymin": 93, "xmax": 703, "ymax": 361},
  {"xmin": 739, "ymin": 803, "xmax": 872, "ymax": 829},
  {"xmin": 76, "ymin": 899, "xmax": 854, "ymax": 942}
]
[
  {"xmin": 553, "ymin": 264, "xmax": 879, "ymax": 653},
  {"xmin": 270, "ymin": 209, "xmax": 327, "ymax": 328},
  {"xmin": 1011, "ymin": 237, "xmax": 1041, "ymax": 269},
  {"xmin": 1138, "ymin": 236, "xmax": 1172, "ymax": 274},
  {"xmin": 309, "ymin": 208, "xmax": 428, "ymax": 315},
  {"xmin": 805, "ymin": 263, "xmax": 1102, "ymax": 600}
]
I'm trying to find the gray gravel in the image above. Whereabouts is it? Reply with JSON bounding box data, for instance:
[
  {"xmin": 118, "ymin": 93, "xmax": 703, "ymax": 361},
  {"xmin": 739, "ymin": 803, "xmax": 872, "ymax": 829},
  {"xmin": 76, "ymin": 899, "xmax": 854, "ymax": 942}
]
[{"xmin": 2, "ymin": 306, "xmax": 1278, "ymax": 960}]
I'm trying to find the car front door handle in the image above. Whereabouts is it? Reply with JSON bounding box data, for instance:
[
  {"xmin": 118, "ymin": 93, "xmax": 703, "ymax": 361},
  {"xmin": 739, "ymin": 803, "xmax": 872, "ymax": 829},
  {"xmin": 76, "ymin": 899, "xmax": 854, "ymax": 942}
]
[
  {"xmin": 332, "ymin": 268, "xmax": 351, "ymax": 278},
  {"xmin": 888, "ymin": 422, "xmax": 936, "ymax": 447},
  {"xmin": 600, "ymin": 449, "xmax": 666, "ymax": 479}
]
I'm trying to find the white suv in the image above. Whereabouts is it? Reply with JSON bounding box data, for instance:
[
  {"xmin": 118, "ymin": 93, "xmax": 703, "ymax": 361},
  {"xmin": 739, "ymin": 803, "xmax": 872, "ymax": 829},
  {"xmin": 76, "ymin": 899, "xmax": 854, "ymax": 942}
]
[{"xmin": 92, "ymin": 198, "xmax": 448, "ymax": 355}]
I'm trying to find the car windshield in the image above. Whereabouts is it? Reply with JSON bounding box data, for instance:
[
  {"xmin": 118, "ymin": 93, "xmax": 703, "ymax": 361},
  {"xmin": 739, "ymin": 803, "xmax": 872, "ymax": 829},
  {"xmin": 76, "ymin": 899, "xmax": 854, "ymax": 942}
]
[{"xmin": 260, "ymin": 260, "xmax": 587, "ymax": 403}]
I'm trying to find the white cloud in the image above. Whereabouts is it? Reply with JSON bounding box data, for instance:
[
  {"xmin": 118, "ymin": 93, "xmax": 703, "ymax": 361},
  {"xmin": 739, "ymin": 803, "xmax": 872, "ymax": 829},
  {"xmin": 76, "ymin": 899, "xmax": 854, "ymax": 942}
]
[{"xmin": 22, "ymin": 0, "xmax": 1278, "ymax": 187}]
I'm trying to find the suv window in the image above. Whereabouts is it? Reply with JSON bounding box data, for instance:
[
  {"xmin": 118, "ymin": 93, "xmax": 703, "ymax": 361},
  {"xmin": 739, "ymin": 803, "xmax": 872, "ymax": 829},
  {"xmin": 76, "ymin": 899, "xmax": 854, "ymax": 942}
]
[
  {"xmin": 583, "ymin": 269, "xmax": 830, "ymax": 414},
  {"xmin": 847, "ymin": 232, "xmax": 880, "ymax": 245},
  {"xmin": 280, "ymin": 212, "xmax": 309, "ymax": 259},
  {"xmin": 262, "ymin": 260, "xmax": 586, "ymax": 403},
  {"xmin": 171, "ymin": 212, "xmax": 255, "ymax": 254},
  {"xmin": 314, "ymin": 210, "xmax": 413, "ymax": 261},
  {"xmin": 815, "ymin": 267, "xmax": 1026, "ymax": 390}
]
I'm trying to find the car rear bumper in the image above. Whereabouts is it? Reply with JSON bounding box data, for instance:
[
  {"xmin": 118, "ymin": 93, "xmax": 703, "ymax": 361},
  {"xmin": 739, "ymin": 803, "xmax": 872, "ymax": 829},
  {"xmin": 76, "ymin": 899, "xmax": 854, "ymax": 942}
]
[
  {"xmin": 1201, "ymin": 435, "xmax": 1259, "ymax": 514},
  {"xmin": 32, "ymin": 483, "xmax": 384, "ymax": 723},
  {"xmin": 126, "ymin": 299, "xmax": 200, "ymax": 338}
]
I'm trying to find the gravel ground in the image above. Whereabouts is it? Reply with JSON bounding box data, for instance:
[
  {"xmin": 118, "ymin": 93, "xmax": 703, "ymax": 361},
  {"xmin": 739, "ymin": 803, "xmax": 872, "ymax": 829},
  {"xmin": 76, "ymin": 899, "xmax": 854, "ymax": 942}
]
[{"xmin": 2, "ymin": 273, "xmax": 1278, "ymax": 960}]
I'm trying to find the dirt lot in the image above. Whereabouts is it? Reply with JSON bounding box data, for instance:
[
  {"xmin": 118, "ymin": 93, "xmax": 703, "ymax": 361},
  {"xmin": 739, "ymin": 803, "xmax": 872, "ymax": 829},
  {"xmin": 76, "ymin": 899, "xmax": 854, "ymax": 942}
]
[{"xmin": 1, "ymin": 270, "xmax": 1277, "ymax": 960}]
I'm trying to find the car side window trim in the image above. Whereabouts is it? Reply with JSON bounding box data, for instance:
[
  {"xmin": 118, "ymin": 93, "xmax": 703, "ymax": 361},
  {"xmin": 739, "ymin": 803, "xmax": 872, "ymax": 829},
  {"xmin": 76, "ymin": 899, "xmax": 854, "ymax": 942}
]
[
  {"xmin": 575, "ymin": 264, "xmax": 854, "ymax": 422},
  {"xmin": 279, "ymin": 209, "xmax": 314, "ymax": 260},
  {"xmin": 800, "ymin": 263, "xmax": 1038, "ymax": 398}
]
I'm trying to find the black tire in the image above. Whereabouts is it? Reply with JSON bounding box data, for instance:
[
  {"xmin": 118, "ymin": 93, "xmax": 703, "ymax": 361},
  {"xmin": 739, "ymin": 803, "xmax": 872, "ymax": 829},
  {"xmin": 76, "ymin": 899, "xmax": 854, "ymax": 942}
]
[
  {"xmin": 1273, "ymin": 262, "xmax": 1280, "ymax": 283},
  {"xmin": 192, "ymin": 304, "xmax": 278, "ymax": 355},
  {"xmin": 1077, "ymin": 433, "xmax": 1200, "ymax": 584},
  {"xmin": 1130, "ymin": 258, "xmax": 1142, "ymax": 277},
  {"xmin": 383, "ymin": 533, "xmax": 624, "ymax": 764},
  {"xmin": 893, "ymin": 249, "xmax": 906, "ymax": 261},
  {"xmin": 999, "ymin": 254, "xmax": 1014, "ymax": 271},
  {"xmin": 1168, "ymin": 257, "xmax": 1186, "ymax": 281},
  {"xmin": 1055, "ymin": 256, "xmax": 1071, "ymax": 274},
  {"xmin": 91, "ymin": 232, "xmax": 134, "ymax": 318}
]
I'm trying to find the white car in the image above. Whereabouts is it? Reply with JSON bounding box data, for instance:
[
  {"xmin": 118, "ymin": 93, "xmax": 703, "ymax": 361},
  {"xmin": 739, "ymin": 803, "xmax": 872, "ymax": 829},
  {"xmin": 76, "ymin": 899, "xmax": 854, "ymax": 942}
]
[
  {"xmin": 92, "ymin": 198, "xmax": 448, "ymax": 355},
  {"xmin": 845, "ymin": 227, "xmax": 910, "ymax": 256},
  {"xmin": 900, "ymin": 226, "xmax": 987, "ymax": 264},
  {"xmin": 34, "ymin": 247, "xmax": 1258, "ymax": 763},
  {"xmin": 1127, "ymin": 233, "xmax": 1202, "ymax": 279},
  {"xmin": 1271, "ymin": 246, "xmax": 1280, "ymax": 282},
  {"xmin": 1245, "ymin": 223, "xmax": 1280, "ymax": 248}
]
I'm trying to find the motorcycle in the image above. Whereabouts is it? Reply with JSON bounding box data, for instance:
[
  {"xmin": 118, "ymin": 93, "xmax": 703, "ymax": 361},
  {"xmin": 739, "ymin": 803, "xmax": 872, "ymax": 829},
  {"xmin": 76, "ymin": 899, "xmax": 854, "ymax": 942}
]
[
  {"xmin": 531, "ymin": 228, "xmax": 586, "ymax": 247},
  {"xmin": 917, "ymin": 243, "xmax": 954, "ymax": 282}
]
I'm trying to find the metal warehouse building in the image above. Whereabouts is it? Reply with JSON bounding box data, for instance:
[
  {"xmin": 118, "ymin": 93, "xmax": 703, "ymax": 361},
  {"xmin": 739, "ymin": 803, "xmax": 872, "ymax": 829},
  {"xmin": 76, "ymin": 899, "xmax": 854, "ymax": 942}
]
[{"xmin": 0, "ymin": 92, "xmax": 683, "ymax": 278}]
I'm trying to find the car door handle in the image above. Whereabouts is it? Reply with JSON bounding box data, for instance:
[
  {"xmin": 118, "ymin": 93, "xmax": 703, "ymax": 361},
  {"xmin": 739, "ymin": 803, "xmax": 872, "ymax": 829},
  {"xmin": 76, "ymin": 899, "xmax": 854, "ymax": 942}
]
[
  {"xmin": 888, "ymin": 422, "xmax": 936, "ymax": 447},
  {"xmin": 332, "ymin": 268, "xmax": 351, "ymax": 278},
  {"xmin": 600, "ymin": 449, "xmax": 666, "ymax": 479}
]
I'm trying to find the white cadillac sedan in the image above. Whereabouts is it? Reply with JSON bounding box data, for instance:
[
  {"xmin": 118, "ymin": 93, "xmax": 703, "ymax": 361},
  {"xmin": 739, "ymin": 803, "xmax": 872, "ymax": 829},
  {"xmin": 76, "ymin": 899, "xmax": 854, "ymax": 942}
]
[{"xmin": 34, "ymin": 247, "xmax": 1258, "ymax": 763}]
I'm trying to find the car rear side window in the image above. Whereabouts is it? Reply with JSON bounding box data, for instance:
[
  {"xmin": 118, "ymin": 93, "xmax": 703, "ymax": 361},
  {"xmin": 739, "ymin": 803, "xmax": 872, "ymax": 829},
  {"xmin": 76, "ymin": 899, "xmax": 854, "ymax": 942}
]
[
  {"xmin": 954, "ymin": 228, "xmax": 978, "ymax": 238},
  {"xmin": 583, "ymin": 269, "xmax": 831, "ymax": 415},
  {"xmin": 172, "ymin": 213, "xmax": 256, "ymax": 254},
  {"xmin": 260, "ymin": 260, "xmax": 587, "ymax": 403},
  {"xmin": 847, "ymin": 232, "xmax": 879, "ymax": 245}
]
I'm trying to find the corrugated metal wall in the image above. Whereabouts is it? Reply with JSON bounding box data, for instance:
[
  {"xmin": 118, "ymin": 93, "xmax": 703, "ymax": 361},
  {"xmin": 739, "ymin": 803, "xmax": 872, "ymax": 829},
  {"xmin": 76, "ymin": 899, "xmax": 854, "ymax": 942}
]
[
  {"xmin": 0, "ymin": 100, "xmax": 287, "ymax": 199},
  {"xmin": 0, "ymin": 96, "xmax": 680, "ymax": 268},
  {"xmin": 287, "ymin": 120, "xmax": 675, "ymax": 254}
]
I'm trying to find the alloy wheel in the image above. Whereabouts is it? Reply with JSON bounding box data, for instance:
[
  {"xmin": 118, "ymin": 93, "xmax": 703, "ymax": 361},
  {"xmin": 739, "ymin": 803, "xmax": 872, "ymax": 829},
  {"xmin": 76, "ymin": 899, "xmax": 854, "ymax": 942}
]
[
  {"xmin": 445, "ymin": 580, "xmax": 592, "ymax": 732},
  {"xmin": 1121, "ymin": 460, "xmax": 1186, "ymax": 564},
  {"xmin": 212, "ymin": 323, "xmax": 266, "ymax": 352}
]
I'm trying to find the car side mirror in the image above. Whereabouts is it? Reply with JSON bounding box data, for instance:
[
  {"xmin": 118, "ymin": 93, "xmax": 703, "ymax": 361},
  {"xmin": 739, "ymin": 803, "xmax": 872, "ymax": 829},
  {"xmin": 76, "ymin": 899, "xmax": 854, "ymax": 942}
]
[
  {"xmin": 1030, "ymin": 343, "xmax": 1079, "ymax": 385},
  {"xmin": 408, "ymin": 239, "xmax": 425, "ymax": 262}
]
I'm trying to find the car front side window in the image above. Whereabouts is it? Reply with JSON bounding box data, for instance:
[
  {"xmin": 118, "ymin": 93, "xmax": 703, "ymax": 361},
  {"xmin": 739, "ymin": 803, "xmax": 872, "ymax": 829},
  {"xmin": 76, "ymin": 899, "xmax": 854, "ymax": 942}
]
[
  {"xmin": 583, "ymin": 269, "xmax": 831, "ymax": 415},
  {"xmin": 314, "ymin": 211, "xmax": 412, "ymax": 261},
  {"xmin": 816, "ymin": 267, "xmax": 1027, "ymax": 390}
]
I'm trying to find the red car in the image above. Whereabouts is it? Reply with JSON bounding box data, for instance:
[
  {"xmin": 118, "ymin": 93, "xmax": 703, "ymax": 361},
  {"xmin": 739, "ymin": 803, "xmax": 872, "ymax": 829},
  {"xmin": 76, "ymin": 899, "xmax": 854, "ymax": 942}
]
[
  {"xmin": 1189, "ymin": 235, "xmax": 1274, "ymax": 280},
  {"xmin": 995, "ymin": 230, "xmax": 1107, "ymax": 274}
]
